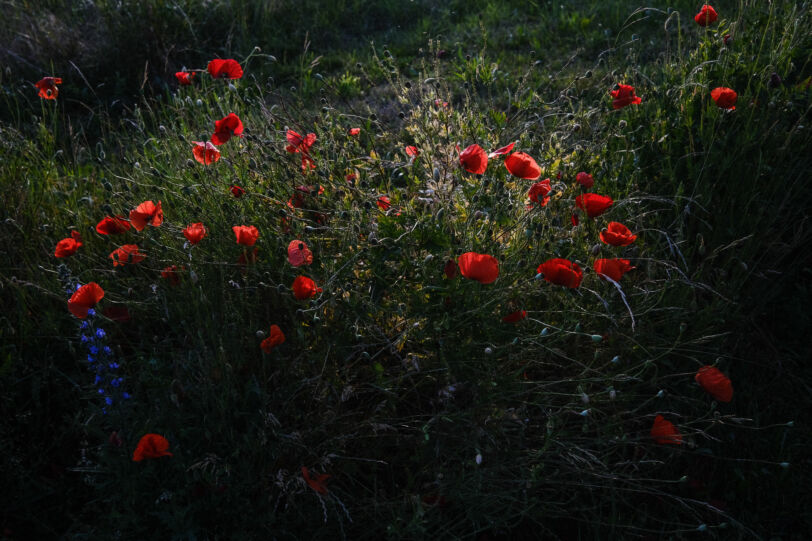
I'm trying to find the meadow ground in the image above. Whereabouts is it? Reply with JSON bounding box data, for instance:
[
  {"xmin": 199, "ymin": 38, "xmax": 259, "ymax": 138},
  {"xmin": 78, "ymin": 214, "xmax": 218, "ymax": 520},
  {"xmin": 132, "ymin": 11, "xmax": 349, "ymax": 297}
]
[{"xmin": 1, "ymin": 0, "xmax": 811, "ymax": 539}]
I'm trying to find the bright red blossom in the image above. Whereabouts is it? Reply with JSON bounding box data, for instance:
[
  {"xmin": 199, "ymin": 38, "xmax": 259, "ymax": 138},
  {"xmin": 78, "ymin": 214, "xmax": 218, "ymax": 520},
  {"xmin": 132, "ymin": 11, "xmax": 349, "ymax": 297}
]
[
  {"xmin": 600, "ymin": 222, "xmax": 637, "ymax": 246},
  {"xmin": 458, "ymin": 252, "xmax": 499, "ymax": 284},
  {"xmin": 192, "ymin": 141, "xmax": 220, "ymax": 165},
  {"xmin": 377, "ymin": 196, "xmax": 391, "ymax": 211},
  {"xmin": 129, "ymin": 200, "xmax": 163, "ymax": 232},
  {"xmin": 651, "ymin": 415, "xmax": 683, "ymax": 445},
  {"xmin": 594, "ymin": 258, "xmax": 635, "ymax": 282},
  {"xmin": 68, "ymin": 282, "xmax": 104, "ymax": 319},
  {"xmin": 207, "ymin": 58, "xmax": 243, "ymax": 79},
  {"xmin": 575, "ymin": 193, "xmax": 614, "ymax": 218},
  {"xmin": 132, "ymin": 433, "xmax": 173, "ymax": 461},
  {"xmin": 109, "ymin": 244, "xmax": 146, "ymax": 267},
  {"xmin": 405, "ymin": 145, "xmax": 419, "ymax": 157},
  {"xmin": 35, "ymin": 77, "xmax": 62, "ymax": 100},
  {"xmin": 502, "ymin": 310, "xmax": 527, "ymax": 323},
  {"xmin": 96, "ymin": 215, "xmax": 131, "ymax": 235},
  {"xmin": 233, "ymin": 225, "xmax": 259, "ymax": 246},
  {"xmin": 183, "ymin": 223, "xmax": 207, "ymax": 245},
  {"xmin": 261, "ymin": 324, "xmax": 286, "ymax": 353},
  {"xmin": 292, "ymin": 276, "xmax": 321, "ymax": 300},
  {"xmin": 348, "ymin": 128, "xmax": 361, "ymax": 136},
  {"xmin": 694, "ymin": 4, "xmax": 718, "ymax": 26},
  {"xmin": 576, "ymin": 171, "xmax": 594, "ymax": 188},
  {"xmin": 212, "ymin": 113, "xmax": 244, "ymax": 145},
  {"xmin": 695, "ymin": 366, "xmax": 733, "ymax": 402},
  {"xmin": 537, "ymin": 258, "xmax": 583, "ymax": 288},
  {"xmin": 287, "ymin": 240, "xmax": 313, "ymax": 267},
  {"xmin": 175, "ymin": 71, "xmax": 195, "ymax": 85},
  {"xmin": 528, "ymin": 179, "xmax": 552, "ymax": 207},
  {"xmin": 610, "ymin": 84, "xmax": 642, "ymax": 109},
  {"xmin": 459, "ymin": 144, "xmax": 488, "ymax": 174},
  {"xmin": 504, "ymin": 152, "xmax": 541, "ymax": 180},
  {"xmin": 55, "ymin": 231, "xmax": 82, "ymax": 258},
  {"xmin": 711, "ymin": 87, "xmax": 737, "ymax": 110},
  {"xmin": 302, "ymin": 467, "xmax": 330, "ymax": 495}
]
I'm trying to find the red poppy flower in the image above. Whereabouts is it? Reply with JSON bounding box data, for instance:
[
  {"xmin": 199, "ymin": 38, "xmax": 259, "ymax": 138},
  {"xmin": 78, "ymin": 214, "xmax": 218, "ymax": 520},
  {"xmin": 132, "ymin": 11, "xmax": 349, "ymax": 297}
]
[
  {"xmin": 458, "ymin": 252, "xmax": 499, "ymax": 284},
  {"xmin": 212, "ymin": 113, "xmax": 244, "ymax": 145},
  {"xmin": 175, "ymin": 71, "xmax": 195, "ymax": 85},
  {"xmin": 55, "ymin": 231, "xmax": 82, "ymax": 258},
  {"xmin": 68, "ymin": 282, "xmax": 104, "ymax": 318},
  {"xmin": 285, "ymin": 130, "xmax": 317, "ymax": 153},
  {"xmin": 161, "ymin": 265, "xmax": 182, "ymax": 286},
  {"xmin": 527, "ymin": 179, "xmax": 552, "ymax": 207},
  {"xmin": 302, "ymin": 466, "xmax": 330, "ymax": 495},
  {"xmin": 233, "ymin": 225, "xmax": 259, "ymax": 246},
  {"xmin": 96, "ymin": 215, "xmax": 131, "ymax": 235},
  {"xmin": 348, "ymin": 128, "xmax": 361, "ymax": 136},
  {"xmin": 35, "ymin": 77, "xmax": 62, "ymax": 100},
  {"xmin": 444, "ymin": 259, "xmax": 458, "ymax": 279},
  {"xmin": 576, "ymin": 171, "xmax": 594, "ymax": 188},
  {"xmin": 183, "ymin": 222, "xmax": 207, "ymax": 245},
  {"xmin": 288, "ymin": 240, "xmax": 313, "ymax": 267},
  {"xmin": 695, "ymin": 366, "xmax": 733, "ymax": 402},
  {"xmin": 230, "ymin": 185, "xmax": 245, "ymax": 198},
  {"xmin": 459, "ymin": 144, "xmax": 488, "ymax": 174},
  {"xmin": 129, "ymin": 200, "xmax": 163, "ymax": 232},
  {"xmin": 650, "ymin": 415, "xmax": 683, "ymax": 445},
  {"xmin": 600, "ymin": 222, "xmax": 637, "ymax": 246},
  {"xmin": 292, "ymin": 276, "xmax": 322, "ymax": 300},
  {"xmin": 434, "ymin": 99, "xmax": 449, "ymax": 108},
  {"xmin": 405, "ymin": 145, "xmax": 419, "ymax": 157},
  {"xmin": 594, "ymin": 258, "xmax": 635, "ymax": 282},
  {"xmin": 346, "ymin": 173, "xmax": 357, "ymax": 182},
  {"xmin": 132, "ymin": 433, "xmax": 173, "ymax": 462},
  {"xmin": 575, "ymin": 193, "xmax": 614, "ymax": 218},
  {"xmin": 537, "ymin": 258, "xmax": 583, "ymax": 288},
  {"xmin": 694, "ymin": 4, "xmax": 718, "ymax": 26},
  {"xmin": 502, "ymin": 310, "xmax": 527, "ymax": 323},
  {"xmin": 109, "ymin": 244, "xmax": 146, "ymax": 267},
  {"xmin": 610, "ymin": 84, "xmax": 642, "ymax": 109},
  {"xmin": 488, "ymin": 142, "xmax": 515, "ymax": 158},
  {"xmin": 377, "ymin": 196, "xmax": 391, "ymax": 211},
  {"xmin": 504, "ymin": 152, "xmax": 541, "ymax": 180},
  {"xmin": 207, "ymin": 58, "xmax": 243, "ymax": 79},
  {"xmin": 102, "ymin": 305, "xmax": 131, "ymax": 322},
  {"xmin": 192, "ymin": 141, "xmax": 220, "ymax": 165},
  {"xmin": 260, "ymin": 324, "xmax": 285, "ymax": 353},
  {"xmin": 711, "ymin": 87, "xmax": 737, "ymax": 110}
]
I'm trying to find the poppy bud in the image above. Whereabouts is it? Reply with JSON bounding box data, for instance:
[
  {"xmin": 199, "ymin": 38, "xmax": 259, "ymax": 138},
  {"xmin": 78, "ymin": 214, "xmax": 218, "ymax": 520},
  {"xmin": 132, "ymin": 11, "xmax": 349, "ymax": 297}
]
[
  {"xmin": 484, "ymin": 347, "xmax": 493, "ymax": 355},
  {"xmin": 618, "ymin": 120, "xmax": 627, "ymax": 129},
  {"xmin": 196, "ymin": 99, "xmax": 203, "ymax": 107},
  {"xmin": 590, "ymin": 334, "xmax": 602, "ymax": 343},
  {"xmin": 579, "ymin": 409, "xmax": 589, "ymax": 416},
  {"xmin": 609, "ymin": 389, "xmax": 616, "ymax": 399},
  {"xmin": 656, "ymin": 390, "xmax": 665, "ymax": 398},
  {"xmin": 697, "ymin": 525, "xmax": 707, "ymax": 532},
  {"xmin": 611, "ymin": 355, "xmax": 620, "ymax": 363},
  {"xmin": 581, "ymin": 393, "xmax": 589, "ymax": 404},
  {"xmin": 540, "ymin": 328, "xmax": 549, "ymax": 336},
  {"xmin": 780, "ymin": 462, "xmax": 790, "ymax": 468},
  {"xmin": 256, "ymin": 330, "xmax": 265, "ymax": 339}
]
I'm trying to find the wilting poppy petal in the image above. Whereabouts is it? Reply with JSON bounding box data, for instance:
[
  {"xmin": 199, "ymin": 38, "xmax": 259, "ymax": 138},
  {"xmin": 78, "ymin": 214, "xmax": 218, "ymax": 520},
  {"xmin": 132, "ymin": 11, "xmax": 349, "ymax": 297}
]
[
  {"xmin": 575, "ymin": 193, "xmax": 614, "ymax": 218},
  {"xmin": 55, "ymin": 231, "xmax": 82, "ymax": 258},
  {"xmin": 302, "ymin": 466, "xmax": 330, "ymax": 495},
  {"xmin": 129, "ymin": 200, "xmax": 163, "ymax": 232},
  {"xmin": 651, "ymin": 415, "xmax": 683, "ymax": 445},
  {"xmin": 610, "ymin": 84, "xmax": 642, "ymax": 109},
  {"xmin": 211, "ymin": 113, "xmax": 244, "ymax": 145},
  {"xmin": 292, "ymin": 276, "xmax": 321, "ymax": 300},
  {"xmin": 458, "ymin": 252, "xmax": 499, "ymax": 284},
  {"xmin": 444, "ymin": 259, "xmax": 458, "ymax": 279},
  {"xmin": 183, "ymin": 222, "xmax": 207, "ymax": 245},
  {"xmin": 35, "ymin": 77, "xmax": 62, "ymax": 100},
  {"xmin": 132, "ymin": 433, "xmax": 173, "ymax": 461},
  {"xmin": 711, "ymin": 87, "xmax": 737, "ymax": 110},
  {"xmin": 488, "ymin": 142, "xmax": 515, "ymax": 158},
  {"xmin": 600, "ymin": 222, "xmax": 637, "ymax": 246},
  {"xmin": 528, "ymin": 179, "xmax": 552, "ymax": 207},
  {"xmin": 502, "ymin": 310, "xmax": 527, "ymax": 323},
  {"xmin": 537, "ymin": 258, "xmax": 583, "ymax": 288},
  {"xmin": 260, "ymin": 324, "xmax": 286, "ymax": 353},
  {"xmin": 230, "ymin": 185, "xmax": 245, "ymax": 198},
  {"xmin": 695, "ymin": 365, "xmax": 733, "ymax": 402},
  {"xmin": 96, "ymin": 215, "xmax": 131, "ymax": 235},
  {"xmin": 576, "ymin": 171, "xmax": 594, "ymax": 188},
  {"xmin": 68, "ymin": 282, "xmax": 104, "ymax": 319},
  {"xmin": 175, "ymin": 71, "xmax": 195, "ymax": 85},
  {"xmin": 207, "ymin": 58, "xmax": 243, "ymax": 79},
  {"xmin": 233, "ymin": 225, "xmax": 259, "ymax": 246},
  {"xmin": 285, "ymin": 130, "xmax": 317, "ymax": 153},
  {"xmin": 192, "ymin": 141, "xmax": 220, "ymax": 164},
  {"xmin": 459, "ymin": 144, "xmax": 488, "ymax": 174},
  {"xmin": 377, "ymin": 196, "xmax": 391, "ymax": 211},
  {"xmin": 694, "ymin": 4, "xmax": 718, "ymax": 26},
  {"xmin": 594, "ymin": 258, "xmax": 635, "ymax": 282},
  {"xmin": 287, "ymin": 240, "xmax": 313, "ymax": 267},
  {"xmin": 504, "ymin": 152, "xmax": 541, "ymax": 180},
  {"xmin": 405, "ymin": 145, "xmax": 419, "ymax": 157},
  {"xmin": 109, "ymin": 244, "xmax": 146, "ymax": 267}
]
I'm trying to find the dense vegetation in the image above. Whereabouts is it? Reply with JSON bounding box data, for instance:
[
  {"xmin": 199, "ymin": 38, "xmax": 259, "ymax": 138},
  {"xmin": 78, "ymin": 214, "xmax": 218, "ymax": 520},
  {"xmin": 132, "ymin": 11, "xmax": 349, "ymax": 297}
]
[{"xmin": 1, "ymin": 0, "xmax": 810, "ymax": 538}]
